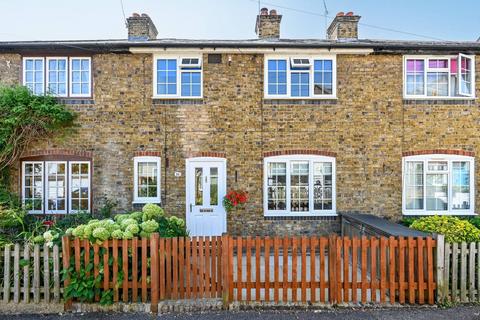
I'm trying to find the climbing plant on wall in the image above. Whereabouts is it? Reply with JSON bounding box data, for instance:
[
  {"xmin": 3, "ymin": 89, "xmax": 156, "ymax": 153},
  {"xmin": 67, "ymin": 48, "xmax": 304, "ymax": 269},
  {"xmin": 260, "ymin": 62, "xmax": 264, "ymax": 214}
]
[{"xmin": 0, "ymin": 85, "xmax": 75, "ymax": 172}]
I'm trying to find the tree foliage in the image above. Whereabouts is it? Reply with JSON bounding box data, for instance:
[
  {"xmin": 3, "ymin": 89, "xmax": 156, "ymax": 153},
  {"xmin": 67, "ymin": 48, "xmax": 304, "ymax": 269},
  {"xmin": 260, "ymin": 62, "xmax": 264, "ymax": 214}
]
[{"xmin": 0, "ymin": 85, "xmax": 75, "ymax": 171}]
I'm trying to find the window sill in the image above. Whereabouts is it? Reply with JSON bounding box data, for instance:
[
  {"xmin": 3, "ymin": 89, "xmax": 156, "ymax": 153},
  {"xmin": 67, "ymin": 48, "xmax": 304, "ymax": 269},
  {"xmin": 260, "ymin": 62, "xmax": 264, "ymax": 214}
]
[
  {"xmin": 403, "ymin": 98, "xmax": 475, "ymax": 105},
  {"xmin": 56, "ymin": 97, "xmax": 95, "ymax": 105},
  {"xmin": 402, "ymin": 211, "xmax": 476, "ymax": 216},
  {"xmin": 263, "ymin": 98, "xmax": 337, "ymax": 105},
  {"xmin": 264, "ymin": 214, "xmax": 338, "ymax": 221},
  {"xmin": 132, "ymin": 200, "xmax": 161, "ymax": 205},
  {"xmin": 152, "ymin": 98, "xmax": 204, "ymax": 105}
]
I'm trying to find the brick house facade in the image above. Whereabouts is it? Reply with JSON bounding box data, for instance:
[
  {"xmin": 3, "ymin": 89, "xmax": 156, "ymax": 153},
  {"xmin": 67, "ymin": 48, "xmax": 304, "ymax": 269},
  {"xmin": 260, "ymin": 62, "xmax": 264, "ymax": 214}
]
[{"xmin": 0, "ymin": 10, "xmax": 479, "ymax": 236}]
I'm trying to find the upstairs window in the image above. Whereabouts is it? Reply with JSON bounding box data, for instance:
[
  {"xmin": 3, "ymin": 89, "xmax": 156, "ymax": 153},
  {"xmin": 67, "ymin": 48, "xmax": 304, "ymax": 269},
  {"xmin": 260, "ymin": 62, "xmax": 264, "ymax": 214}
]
[
  {"xmin": 403, "ymin": 154, "xmax": 474, "ymax": 215},
  {"xmin": 70, "ymin": 58, "xmax": 91, "ymax": 97},
  {"xmin": 263, "ymin": 155, "xmax": 336, "ymax": 216},
  {"xmin": 265, "ymin": 55, "xmax": 336, "ymax": 99},
  {"xmin": 47, "ymin": 58, "xmax": 67, "ymax": 96},
  {"xmin": 154, "ymin": 55, "xmax": 202, "ymax": 98},
  {"xmin": 23, "ymin": 56, "xmax": 92, "ymax": 97},
  {"xmin": 24, "ymin": 58, "xmax": 44, "ymax": 95},
  {"xmin": 404, "ymin": 54, "xmax": 475, "ymax": 98}
]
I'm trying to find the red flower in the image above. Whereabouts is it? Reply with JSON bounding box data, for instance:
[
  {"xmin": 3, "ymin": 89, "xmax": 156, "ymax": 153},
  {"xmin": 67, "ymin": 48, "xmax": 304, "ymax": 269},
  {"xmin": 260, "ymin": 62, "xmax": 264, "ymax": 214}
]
[{"xmin": 43, "ymin": 220, "xmax": 54, "ymax": 227}]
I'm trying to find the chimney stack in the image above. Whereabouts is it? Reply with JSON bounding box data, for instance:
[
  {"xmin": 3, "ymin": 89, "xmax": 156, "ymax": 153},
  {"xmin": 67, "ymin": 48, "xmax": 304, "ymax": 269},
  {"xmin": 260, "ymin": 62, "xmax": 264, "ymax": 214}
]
[
  {"xmin": 327, "ymin": 12, "xmax": 361, "ymax": 40},
  {"xmin": 127, "ymin": 13, "xmax": 158, "ymax": 41},
  {"xmin": 255, "ymin": 8, "xmax": 282, "ymax": 39}
]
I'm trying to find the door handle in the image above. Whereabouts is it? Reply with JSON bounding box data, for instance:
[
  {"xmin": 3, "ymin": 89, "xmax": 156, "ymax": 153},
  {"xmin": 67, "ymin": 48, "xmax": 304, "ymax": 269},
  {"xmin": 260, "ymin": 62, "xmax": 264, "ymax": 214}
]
[{"xmin": 190, "ymin": 203, "xmax": 192, "ymax": 212}]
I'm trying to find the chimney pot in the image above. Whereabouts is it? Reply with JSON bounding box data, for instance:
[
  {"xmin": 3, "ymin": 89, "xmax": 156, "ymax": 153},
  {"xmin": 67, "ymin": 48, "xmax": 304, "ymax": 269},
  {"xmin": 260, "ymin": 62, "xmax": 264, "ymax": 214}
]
[
  {"xmin": 327, "ymin": 12, "xmax": 361, "ymax": 40},
  {"xmin": 255, "ymin": 8, "xmax": 282, "ymax": 39},
  {"xmin": 127, "ymin": 12, "xmax": 158, "ymax": 41}
]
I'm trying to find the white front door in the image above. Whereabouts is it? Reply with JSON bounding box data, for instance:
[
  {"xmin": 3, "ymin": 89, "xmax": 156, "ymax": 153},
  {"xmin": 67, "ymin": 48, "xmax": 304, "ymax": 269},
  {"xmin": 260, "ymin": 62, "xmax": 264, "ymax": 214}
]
[{"xmin": 186, "ymin": 157, "xmax": 227, "ymax": 236}]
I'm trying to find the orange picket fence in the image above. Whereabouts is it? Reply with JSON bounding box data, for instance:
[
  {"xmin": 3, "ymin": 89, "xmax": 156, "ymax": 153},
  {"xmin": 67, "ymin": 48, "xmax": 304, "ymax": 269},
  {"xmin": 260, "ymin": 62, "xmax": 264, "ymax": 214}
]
[{"xmin": 62, "ymin": 234, "xmax": 437, "ymax": 311}]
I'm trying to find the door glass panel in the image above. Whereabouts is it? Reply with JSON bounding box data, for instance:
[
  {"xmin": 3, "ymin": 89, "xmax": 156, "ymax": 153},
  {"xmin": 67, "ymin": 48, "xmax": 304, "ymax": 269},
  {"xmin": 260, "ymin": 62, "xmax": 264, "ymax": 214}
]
[
  {"xmin": 195, "ymin": 167, "xmax": 203, "ymax": 205},
  {"xmin": 452, "ymin": 161, "xmax": 470, "ymax": 210},
  {"xmin": 291, "ymin": 161, "xmax": 309, "ymax": 212},
  {"xmin": 210, "ymin": 167, "xmax": 218, "ymax": 206},
  {"xmin": 47, "ymin": 162, "xmax": 66, "ymax": 212}
]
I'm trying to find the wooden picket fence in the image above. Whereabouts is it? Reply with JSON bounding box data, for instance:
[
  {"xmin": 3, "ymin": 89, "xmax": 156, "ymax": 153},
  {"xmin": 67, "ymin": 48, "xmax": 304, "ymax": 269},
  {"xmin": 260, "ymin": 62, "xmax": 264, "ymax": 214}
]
[
  {"xmin": 62, "ymin": 234, "xmax": 437, "ymax": 311},
  {"xmin": 436, "ymin": 238, "xmax": 480, "ymax": 303},
  {"xmin": 229, "ymin": 235, "xmax": 437, "ymax": 305},
  {"xmin": 0, "ymin": 234, "xmax": 440, "ymax": 309},
  {"xmin": 62, "ymin": 234, "xmax": 227, "ymax": 311},
  {"xmin": 0, "ymin": 243, "xmax": 62, "ymax": 303}
]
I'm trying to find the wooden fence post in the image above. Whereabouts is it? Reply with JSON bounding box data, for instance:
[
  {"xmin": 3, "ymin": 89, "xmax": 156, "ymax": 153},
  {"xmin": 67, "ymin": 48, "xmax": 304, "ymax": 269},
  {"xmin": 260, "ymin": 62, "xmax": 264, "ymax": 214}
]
[
  {"xmin": 221, "ymin": 235, "xmax": 230, "ymax": 308},
  {"xmin": 150, "ymin": 233, "xmax": 159, "ymax": 314},
  {"xmin": 435, "ymin": 234, "xmax": 445, "ymax": 304},
  {"xmin": 62, "ymin": 236, "xmax": 72, "ymax": 310},
  {"xmin": 328, "ymin": 234, "xmax": 338, "ymax": 305}
]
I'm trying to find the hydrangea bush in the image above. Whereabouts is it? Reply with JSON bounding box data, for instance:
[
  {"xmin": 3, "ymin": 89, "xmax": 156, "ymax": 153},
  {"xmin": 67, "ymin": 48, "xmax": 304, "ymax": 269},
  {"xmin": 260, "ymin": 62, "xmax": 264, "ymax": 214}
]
[{"xmin": 68, "ymin": 204, "xmax": 187, "ymax": 243}]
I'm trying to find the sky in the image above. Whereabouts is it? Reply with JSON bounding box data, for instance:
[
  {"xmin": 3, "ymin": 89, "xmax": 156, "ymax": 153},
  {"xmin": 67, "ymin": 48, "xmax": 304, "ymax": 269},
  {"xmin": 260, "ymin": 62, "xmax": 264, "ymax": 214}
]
[{"xmin": 0, "ymin": 0, "xmax": 479, "ymax": 42}]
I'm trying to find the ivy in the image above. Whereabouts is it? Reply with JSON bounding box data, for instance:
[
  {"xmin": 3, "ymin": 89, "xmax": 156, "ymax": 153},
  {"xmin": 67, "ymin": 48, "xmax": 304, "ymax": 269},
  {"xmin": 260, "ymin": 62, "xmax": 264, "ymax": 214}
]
[{"xmin": 0, "ymin": 85, "xmax": 75, "ymax": 171}]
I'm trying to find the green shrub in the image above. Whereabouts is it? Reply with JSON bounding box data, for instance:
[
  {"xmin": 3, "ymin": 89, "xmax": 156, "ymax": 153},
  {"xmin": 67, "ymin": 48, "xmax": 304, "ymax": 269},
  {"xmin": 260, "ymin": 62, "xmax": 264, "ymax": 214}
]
[
  {"xmin": 468, "ymin": 217, "xmax": 480, "ymax": 230},
  {"xmin": 410, "ymin": 216, "xmax": 480, "ymax": 243},
  {"xmin": 68, "ymin": 204, "xmax": 187, "ymax": 243},
  {"xmin": 142, "ymin": 203, "xmax": 164, "ymax": 222},
  {"xmin": 399, "ymin": 217, "xmax": 417, "ymax": 227}
]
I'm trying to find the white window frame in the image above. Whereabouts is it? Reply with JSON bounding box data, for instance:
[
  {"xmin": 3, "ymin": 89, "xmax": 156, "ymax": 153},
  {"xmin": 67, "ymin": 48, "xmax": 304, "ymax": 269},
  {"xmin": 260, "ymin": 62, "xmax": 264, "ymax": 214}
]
[
  {"xmin": 44, "ymin": 161, "xmax": 68, "ymax": 214},
  {"xmin": 402, "ymin": 154, "xmax": 475, "ymax": 216},
  {"xmin": 403, "ymin": 54, "xmax": 476, "ymax": 99},
  {"xmin": 133, "ymin": 156, "xmax": 161, "ymax": 204},
  {"xmin": 264, "ymin": 54, "xmax": 337, "ymax": 99},
  {"xmin": 69, "ymin": 161, "xmax": 91, "ymax": 213},
  {"xmin": 153, "ymin": 54, "xmax": 203, "ymax": 99},
  {"xmin": 22, "ymin": 160, "xmax": 92, "ymax": 214},
  {"xmin": 22, "ymin": 57, "xmax": 45, "ymax": 95},
  {"xmin": 69, "ymin": 57, "xmax": 92, "ymax": 98},
  {"xmin": 263, "ymin": 154, "xmax": 337, "ymax": 216},
  {"xmin": 46, "ymin": 57, "xmax": 68, "ymax": 97},
  {"xmin": 22, "ymin": 161, "xmax": 44, "ymax": 214}
]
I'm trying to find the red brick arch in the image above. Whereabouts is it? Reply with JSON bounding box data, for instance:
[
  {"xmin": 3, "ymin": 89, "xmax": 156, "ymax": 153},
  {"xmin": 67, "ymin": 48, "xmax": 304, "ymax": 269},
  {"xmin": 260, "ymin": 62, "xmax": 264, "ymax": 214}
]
[
  {"xmin": 134, "ymin": 151, "xmax": 162, "ymax": 157},
  {"xmin": 187, "ymin": 151, "xmax": 226, "ymax": 158},
  {"xmin": 402, "ymin": 149, "xmax": 474, "ymax": 157},
  {"xmin": 21, "ymin": 149, "xmax": 93, "ymax": 160},
  {"xmin": 263, "ymin": 149, "xmax": 336, "ymax": 158}
]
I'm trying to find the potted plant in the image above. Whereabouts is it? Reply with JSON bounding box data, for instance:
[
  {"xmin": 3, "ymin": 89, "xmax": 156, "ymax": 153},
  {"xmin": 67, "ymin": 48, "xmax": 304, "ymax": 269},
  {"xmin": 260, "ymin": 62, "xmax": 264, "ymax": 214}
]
[{"xmin": 223, "ymin": 190, "xmax": 248, "ymax": 213}]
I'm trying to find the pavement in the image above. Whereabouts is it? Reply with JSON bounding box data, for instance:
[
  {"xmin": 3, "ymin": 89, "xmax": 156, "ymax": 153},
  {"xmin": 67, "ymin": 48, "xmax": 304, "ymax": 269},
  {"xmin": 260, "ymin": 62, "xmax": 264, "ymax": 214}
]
[{"xmin": 1, "ymin": 305, "xmax": 480, "ymax": 320}]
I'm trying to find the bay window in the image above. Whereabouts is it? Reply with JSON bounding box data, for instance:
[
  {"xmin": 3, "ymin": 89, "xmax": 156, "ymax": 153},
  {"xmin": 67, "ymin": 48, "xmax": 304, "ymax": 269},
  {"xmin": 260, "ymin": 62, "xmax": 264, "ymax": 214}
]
[
  {"xmin": 265, "ymin": 55, "xmax": 336, "ymax": 99},
  {"xmin": 264, "ymin": 155, "xmax": 336, "ymax": 216},
  {"xmin": 154, "ymin": 55, "xmax": 202, "ymax": 98},
  {"xmin": 404, "ymin": 54, "xmax": 475, "ymax": 98},
  {"xmin": 402, "ymin": 154, "xmax": 474, "ymax": 215},
  {"xmin": 22, "ymin": 160, "xmax": 91, "ymax": 214},
  {"xmin": 133, "ymin": 156, "xmax": 161, "ymax": 203}
]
